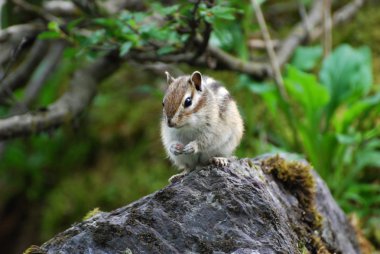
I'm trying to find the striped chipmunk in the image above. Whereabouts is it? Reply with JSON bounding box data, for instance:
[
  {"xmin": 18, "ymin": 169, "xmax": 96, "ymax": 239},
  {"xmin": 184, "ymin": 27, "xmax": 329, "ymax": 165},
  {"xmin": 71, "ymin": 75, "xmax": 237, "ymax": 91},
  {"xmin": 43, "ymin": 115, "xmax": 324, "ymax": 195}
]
[{"xmin": 161, "ymin": 71, "xmax": 244, "ymax": 182}]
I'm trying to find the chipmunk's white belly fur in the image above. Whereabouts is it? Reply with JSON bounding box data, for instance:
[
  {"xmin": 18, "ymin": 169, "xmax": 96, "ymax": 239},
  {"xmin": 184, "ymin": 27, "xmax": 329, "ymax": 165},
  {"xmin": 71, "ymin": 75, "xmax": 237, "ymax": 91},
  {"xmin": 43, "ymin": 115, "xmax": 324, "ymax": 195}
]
[{"xmin": 161, "ymin": 75, "xmax": 244, "ymax": 170}]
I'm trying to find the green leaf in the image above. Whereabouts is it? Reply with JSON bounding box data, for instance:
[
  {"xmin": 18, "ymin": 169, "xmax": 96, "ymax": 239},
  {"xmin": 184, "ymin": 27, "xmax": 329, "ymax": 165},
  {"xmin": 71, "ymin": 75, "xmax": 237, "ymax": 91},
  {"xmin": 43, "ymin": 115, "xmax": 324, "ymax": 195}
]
[
  {"xmin": 210, "ymin": 6, "xmax": 237, "ymax": 20},
  {"xmin": 88, "ymin": 29, "xmax": 106, "ymax": 45},
  {"xmin": 355, "ymin": 139, "xmax": 380, "ymax": 169},
  {"xmin": 336, "ymin": 93, "xmax": 380, "ymax": 132},
  {"xmin": 151, "ymin": 3, "xmax": 179, "ymax": 16},
  {"xmin": 93, "ymin": 18, "xmax": 115, "ymax": 27},
  {"xmin": 38, "ymin": 31, "xmax": 61, "ymax": 40},
  {"xmin": 201, "ymin": 5, "xmax": 240, "ymax": 23},
  {"xmin": 320, "ymin": 45, "xmax": 372, "ymax": 116},
  {"xmin": 48, "ymin": 21, "xmax": 60, "ymax": 32},
  {"xmin": 119, "ymin": 41, "xmax": 133, "ymax": 57},
  {"xmin": 336, "ymin": 133, "xmax": 361, "ymax": 145},
  {"xmin": 157, "ymin": 45, "xmax": 176, "ymax": 55},
  {"xmin": 291, "ymin": 46, "xmax": 323, "ymax": 71},
  {"xmin": 210, "ymin": 20, "xmax": 248, "ymax": 59},
  {"xmin": 67, "ymin": 18, "xmax": 83, "ymax": 32},
  {"xmin": 284, "ymin": 65, "xmax": 330, "ymax": 111}
]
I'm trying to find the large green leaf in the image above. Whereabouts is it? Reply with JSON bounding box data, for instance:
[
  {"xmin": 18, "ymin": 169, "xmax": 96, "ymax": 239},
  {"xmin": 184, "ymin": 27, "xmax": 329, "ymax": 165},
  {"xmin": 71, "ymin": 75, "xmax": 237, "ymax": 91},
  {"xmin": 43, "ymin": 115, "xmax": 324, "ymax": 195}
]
[
  {"xmin": 284, "ymin": 65, "xmax": 330, "ymax": 112},
  {"xmin": 291, "ymin": 46, "xmax": 323, "ymax": 71},
  {"xmin": 319, "ymin": 45, "xmax": 372, "ymax": 114}
]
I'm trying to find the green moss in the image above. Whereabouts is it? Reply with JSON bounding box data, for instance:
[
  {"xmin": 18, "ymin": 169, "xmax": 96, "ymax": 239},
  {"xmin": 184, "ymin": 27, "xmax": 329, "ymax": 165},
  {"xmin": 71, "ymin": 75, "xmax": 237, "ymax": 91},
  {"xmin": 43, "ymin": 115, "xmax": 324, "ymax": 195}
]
[
  {"xmin": 83, "ymin": 207, "xmax": 102, "ymax": 221},
  {"xmin": 23, "ymin": 245, "xmax": 46, "ymax": 254},
  {"xmin": 261, "ymin": 155, "xmax": 328, "ymax": 254},
  {"xmin": 246, "ymin": 159, "xmax": 255, "ymax": 169}
]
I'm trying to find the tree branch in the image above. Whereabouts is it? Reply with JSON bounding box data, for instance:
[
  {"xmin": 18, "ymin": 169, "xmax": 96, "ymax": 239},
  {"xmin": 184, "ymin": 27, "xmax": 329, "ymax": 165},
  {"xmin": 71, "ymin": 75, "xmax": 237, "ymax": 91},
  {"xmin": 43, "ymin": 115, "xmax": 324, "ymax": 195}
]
[
  {"xmin": 205, "ymin": 0, "xmax": 362, "ymax": 79},
  {"xmin": 43, "ymin": 1, "xmax": 79, "ymax": 17},
  {"xmin": 0, "ymin": 53, "xmax": 121, "ymax": 140},
  {"xmin": 0, "ymin": 40, "xmax": 48, "ymax": 104},
  {"xmin": 0, "ymin": 23, "xmax": 43, "ymax": 65},
  {"xmin": 276, "ymin": 0, "xmax": 323, "ymax": 68},
  {"xmin": 310, "ymin": 0, "xmax": 365, "ymax": 41},
  {"xmin": 12, "ymin": 0, "xmax": 61, "ymax": 23},
  {"xmin": 207, "ymin": 46, "xmax": 270, "ymax": 79}
]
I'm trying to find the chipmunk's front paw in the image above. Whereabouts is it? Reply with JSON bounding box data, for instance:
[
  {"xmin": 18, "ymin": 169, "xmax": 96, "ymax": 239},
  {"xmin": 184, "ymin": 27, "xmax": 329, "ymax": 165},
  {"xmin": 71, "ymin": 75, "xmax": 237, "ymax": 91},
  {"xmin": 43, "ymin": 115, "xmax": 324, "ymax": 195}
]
[
  {"xmin": 170, "ymin": 142, "xmax": 184, "ymax": 156},
  {"xmin": 210, "ymin": 157, "xmax": 229, "ymax": 167},
  {"xmin": 183, "ymin": 141, "xmax": 198, "ymax": 154}
]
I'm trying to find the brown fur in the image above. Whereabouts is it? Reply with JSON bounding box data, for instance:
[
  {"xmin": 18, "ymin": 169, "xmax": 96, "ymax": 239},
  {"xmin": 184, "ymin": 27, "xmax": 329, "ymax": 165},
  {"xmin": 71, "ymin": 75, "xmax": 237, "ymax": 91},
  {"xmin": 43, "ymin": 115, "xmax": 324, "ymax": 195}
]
[
  {"xmin": 192, "ymin": 90, "xmax": 208, "ymax": 114},
  {"xmin": 163, "ymin": 77, "xmax": 188, "ymax": 118}
]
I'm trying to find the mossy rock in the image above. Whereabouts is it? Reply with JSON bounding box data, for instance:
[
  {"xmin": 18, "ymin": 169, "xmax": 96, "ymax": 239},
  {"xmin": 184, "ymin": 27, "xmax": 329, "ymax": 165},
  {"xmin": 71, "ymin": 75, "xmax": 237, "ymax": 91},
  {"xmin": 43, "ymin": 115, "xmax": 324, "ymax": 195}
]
[{"xmin": 39, "ymin": 155, "xmax": 364, "ymax": 254}]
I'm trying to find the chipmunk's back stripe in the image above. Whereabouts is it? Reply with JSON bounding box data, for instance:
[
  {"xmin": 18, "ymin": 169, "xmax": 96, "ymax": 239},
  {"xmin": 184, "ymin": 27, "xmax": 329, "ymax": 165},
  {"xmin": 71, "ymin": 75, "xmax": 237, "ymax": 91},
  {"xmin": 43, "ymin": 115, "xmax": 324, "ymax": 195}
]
[
  {"xmin": 209, "ymin": 81, "xmax": 222, "ymax": 93},
  {"xmin": 219, "ymin": 93, "xmax": 232, "ymax": 119}
]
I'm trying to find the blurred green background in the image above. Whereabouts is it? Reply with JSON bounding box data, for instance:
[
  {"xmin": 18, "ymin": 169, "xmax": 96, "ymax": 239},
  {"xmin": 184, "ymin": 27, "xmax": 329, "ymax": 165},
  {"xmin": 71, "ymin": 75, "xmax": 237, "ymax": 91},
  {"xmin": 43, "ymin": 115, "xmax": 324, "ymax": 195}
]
[{"xmin": 0, "ymin": 0, "xmax": 379, "ymax": 253}]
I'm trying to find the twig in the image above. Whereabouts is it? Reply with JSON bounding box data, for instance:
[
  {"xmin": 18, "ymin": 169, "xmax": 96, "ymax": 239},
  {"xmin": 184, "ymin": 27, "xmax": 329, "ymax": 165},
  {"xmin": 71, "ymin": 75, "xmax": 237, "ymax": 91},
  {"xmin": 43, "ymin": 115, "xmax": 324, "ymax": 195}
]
[
  {"xmin": 298, "ymin": 0, "xmax": 311, "ymax": 37},
  {"xmin": 12, "ymin": 0, "xmax": 61, "ymax": 23},
  {"xmin": 251, "ymin": 0, "xmax": 288, "ymax": 101},
  {"xmin": 310, "ymin": 0, "xmax": 364, "ymax": 41},
  {"xmin": 323, "ymin": 0, "xmax": 332, "ymax": 56},
  {"xmin": 276, "ymin": 0, "xmax": 323, "ymax": 68}
]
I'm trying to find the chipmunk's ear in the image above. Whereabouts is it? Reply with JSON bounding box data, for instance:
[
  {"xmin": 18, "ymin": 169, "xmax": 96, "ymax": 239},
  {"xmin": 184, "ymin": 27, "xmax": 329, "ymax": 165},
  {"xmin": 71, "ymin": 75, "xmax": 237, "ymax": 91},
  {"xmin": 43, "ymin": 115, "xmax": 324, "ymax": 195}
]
[
  {"xmin": 165, "ymin": 71, "xmax": 175, "ymax": 85},
  {"xmin": 190, "ymin": 71, "xmax": 202, "ymax": 91}
]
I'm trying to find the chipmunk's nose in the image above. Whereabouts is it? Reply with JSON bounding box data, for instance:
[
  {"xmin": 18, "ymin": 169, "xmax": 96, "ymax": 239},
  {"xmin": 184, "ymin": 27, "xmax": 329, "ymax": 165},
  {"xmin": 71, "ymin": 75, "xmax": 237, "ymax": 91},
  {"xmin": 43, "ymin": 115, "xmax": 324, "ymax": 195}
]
[{"xmin": 167, "ymin": 118, "xmax": 175, "ymax": 128}]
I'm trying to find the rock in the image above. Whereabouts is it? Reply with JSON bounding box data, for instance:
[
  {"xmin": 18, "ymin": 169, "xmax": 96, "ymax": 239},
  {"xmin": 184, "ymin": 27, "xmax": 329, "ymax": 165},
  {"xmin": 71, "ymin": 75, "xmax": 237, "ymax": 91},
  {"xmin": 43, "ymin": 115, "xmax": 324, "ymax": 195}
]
[{"xmin": 39, "ymin": 155, "xmax": 361, "ymax": 254}]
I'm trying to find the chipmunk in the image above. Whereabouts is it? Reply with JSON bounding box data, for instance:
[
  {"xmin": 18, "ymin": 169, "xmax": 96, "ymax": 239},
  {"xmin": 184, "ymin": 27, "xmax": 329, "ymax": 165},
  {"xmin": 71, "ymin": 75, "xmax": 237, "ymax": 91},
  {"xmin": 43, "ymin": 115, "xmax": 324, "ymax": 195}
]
[{"xmin": 161, "ymin": 71, "xmax": 244, "ymax": 182}]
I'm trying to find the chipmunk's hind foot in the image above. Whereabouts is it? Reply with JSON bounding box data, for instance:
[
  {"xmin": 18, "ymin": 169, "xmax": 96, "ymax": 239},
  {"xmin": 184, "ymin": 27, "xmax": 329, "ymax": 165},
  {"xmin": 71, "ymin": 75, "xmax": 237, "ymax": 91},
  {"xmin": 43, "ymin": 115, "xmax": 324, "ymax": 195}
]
[{"xmin": 210, "ymin": 157, "xmax": 229, "ymax": 167}]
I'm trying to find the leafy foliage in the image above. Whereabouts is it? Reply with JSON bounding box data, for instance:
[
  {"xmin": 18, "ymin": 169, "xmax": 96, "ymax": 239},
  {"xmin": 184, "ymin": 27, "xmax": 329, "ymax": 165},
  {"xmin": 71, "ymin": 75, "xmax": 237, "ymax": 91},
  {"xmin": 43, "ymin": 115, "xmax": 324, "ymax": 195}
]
[
  {"xmin": 39, "ymin": 1, "xmax": 239, "ymax": 58},
  {"xmin": 241, "ymin": 44, "xmax": 380, "ymax": 219}
]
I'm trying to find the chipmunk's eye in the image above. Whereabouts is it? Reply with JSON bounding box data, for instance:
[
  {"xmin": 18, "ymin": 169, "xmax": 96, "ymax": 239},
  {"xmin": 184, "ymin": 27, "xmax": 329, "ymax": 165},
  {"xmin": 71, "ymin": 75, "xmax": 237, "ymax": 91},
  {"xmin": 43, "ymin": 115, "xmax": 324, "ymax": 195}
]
[
  {"xmin": 184, "ymin": 97, "xmax": 192, "ymax": 108},
  {"xmin": 162, "ymin": 101, "xmax": 164, "ymax": 107}
]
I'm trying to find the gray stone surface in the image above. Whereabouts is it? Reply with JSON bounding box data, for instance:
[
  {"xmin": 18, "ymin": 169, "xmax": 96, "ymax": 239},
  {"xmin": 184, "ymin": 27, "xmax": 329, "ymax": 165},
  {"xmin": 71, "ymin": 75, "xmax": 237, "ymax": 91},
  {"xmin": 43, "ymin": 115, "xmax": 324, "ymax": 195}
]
[{"xmin": 41, "ymin": 156, "xmax": 361, "ymax": 254}]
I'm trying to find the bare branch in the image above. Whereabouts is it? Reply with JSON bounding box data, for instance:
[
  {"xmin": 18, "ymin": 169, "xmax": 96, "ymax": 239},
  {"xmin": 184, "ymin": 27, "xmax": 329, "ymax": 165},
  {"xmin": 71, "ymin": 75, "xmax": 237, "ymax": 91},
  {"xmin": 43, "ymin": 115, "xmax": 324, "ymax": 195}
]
[
  {"xmin": 0, "ymin": 23, "xmax": 43, "ymax": 44},
  {"xmin": 0, "ymin": 40, "xmax": 48, "ymax": 104},
  {"xmin": 251, "ymin": 0, "xmax": 288, "ymax": 100},
  {"xmin": 276, "ymin": 0, "xmax": 323, "ymax": 68},
  {"xmin": 0, "ymin": 23, "xmax": 43, "ymax": 65},
  {"xmin": 205, "ymin": 0, "xmax": 362, "ymax": 79},
  {"xmin": 43, "ymin": 1, "xmax": 79, "ymax": 17},
  {"xmin": 310, "ymin": 0, "xmax": 365, "ymax": 41},
  {"xmin": 0, "ymin": 53, "xmax": 121, "ymax": 140},
  {"xmin": 323, "ymin": 0, "xmax": 332, "ymax": 56},
  {"xmin": 207, "ymin": 46, "xmax": 270, "ymax": 79},
  {"xmin": 297, "ymin": 0, "xmax": 311, "ymax": 36},
  {"xmin": 12, "ymin": 0, "xmax": 61, "ymax": 23}
]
